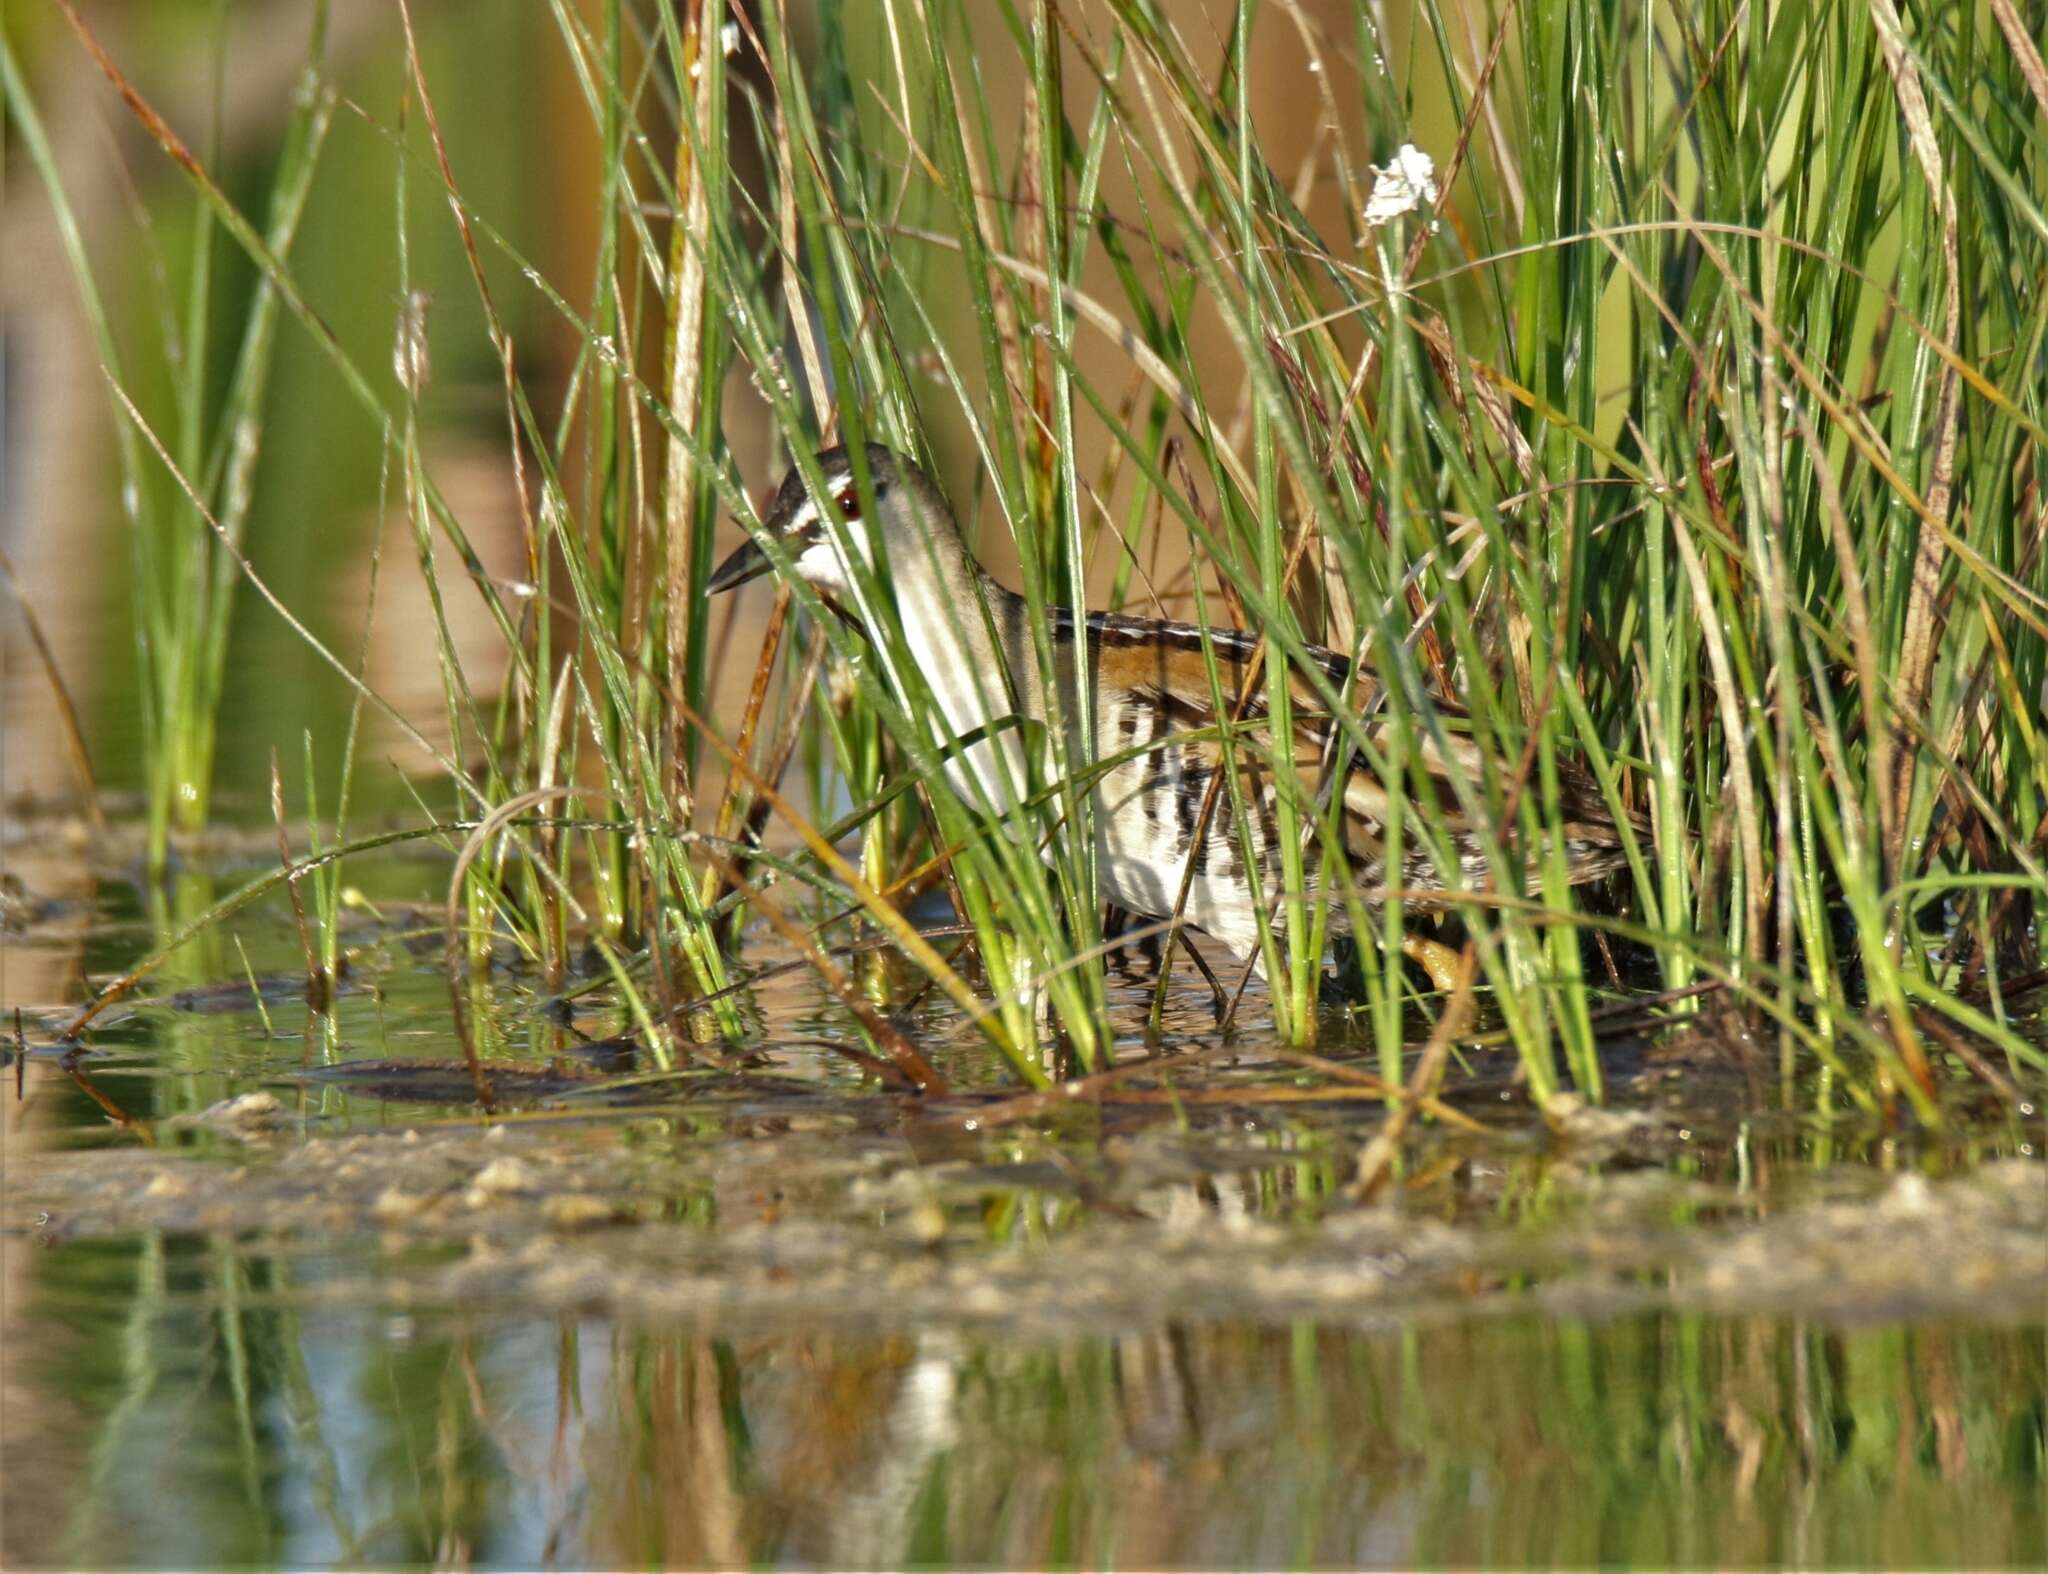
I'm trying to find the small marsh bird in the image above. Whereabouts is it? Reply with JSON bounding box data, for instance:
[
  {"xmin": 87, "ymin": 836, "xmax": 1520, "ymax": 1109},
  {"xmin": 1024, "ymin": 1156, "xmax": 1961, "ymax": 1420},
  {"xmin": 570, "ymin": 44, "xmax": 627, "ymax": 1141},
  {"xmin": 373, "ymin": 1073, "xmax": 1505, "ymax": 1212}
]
[{"xmin": 708, "ymin": 444, "xmax": 1636, "ymax": 984}]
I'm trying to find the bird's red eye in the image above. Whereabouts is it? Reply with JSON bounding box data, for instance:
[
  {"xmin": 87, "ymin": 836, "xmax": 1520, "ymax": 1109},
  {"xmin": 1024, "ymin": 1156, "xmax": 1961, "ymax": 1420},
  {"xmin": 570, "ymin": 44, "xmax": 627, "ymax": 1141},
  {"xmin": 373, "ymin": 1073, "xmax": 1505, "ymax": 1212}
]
[{"xmin": 835, "ymin": 485, "xmax": 861, "ymax": 517}]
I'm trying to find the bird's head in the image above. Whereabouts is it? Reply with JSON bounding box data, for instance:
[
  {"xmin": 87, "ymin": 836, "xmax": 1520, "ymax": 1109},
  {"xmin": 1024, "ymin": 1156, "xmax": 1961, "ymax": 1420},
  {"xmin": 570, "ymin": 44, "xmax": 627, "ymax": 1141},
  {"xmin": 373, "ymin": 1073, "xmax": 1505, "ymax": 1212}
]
[{"xmin": 707, "ymin": 442, "xmax": 957, "ymax": 598}]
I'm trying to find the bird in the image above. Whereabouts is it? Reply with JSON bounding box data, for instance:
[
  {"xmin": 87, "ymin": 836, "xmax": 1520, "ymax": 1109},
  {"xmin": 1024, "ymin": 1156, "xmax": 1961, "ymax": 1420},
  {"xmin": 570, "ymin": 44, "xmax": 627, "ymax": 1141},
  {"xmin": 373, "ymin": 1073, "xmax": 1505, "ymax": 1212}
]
[{"xmin": 708, "ymin": 442, "xmax": 1638, "ymax": 991}]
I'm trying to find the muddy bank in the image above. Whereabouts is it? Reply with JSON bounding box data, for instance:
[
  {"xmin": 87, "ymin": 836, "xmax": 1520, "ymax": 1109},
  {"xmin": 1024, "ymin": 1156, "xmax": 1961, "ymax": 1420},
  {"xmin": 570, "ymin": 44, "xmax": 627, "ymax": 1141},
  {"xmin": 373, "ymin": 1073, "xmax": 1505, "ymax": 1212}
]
[{"xmin": 11, "ymin": 1108, "xmax": 2042, "ymax": 1334}]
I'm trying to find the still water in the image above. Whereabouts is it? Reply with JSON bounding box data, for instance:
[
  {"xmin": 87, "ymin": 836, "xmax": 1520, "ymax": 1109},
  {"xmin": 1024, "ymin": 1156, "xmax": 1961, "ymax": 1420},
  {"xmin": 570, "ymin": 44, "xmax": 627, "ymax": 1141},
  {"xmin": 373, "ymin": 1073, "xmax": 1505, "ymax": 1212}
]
[
  {"xmin": 18, "ymin": 1274, "xmax": 2043, "ymax": 1568},
  {"xmin": 4, "ymin": 840, "xmax": 2044, "ymax": 1567}
]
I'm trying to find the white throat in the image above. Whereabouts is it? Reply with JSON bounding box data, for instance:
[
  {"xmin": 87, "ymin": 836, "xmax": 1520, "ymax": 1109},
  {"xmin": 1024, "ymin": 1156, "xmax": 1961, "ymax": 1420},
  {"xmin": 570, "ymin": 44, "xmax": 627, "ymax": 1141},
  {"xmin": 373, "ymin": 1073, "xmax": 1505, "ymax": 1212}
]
[{"xmin": 894, "ymin": 560, "xmax": 1035, "ymax": 817}]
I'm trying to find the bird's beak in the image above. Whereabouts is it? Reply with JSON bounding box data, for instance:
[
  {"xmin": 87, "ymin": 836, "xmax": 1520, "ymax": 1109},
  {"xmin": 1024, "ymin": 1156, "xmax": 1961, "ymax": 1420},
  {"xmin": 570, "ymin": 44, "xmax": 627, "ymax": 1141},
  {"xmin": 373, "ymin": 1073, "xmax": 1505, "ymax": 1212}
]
[{"xmin": 706, "ymin": 534, "xmax": 773, "ymax": 594}]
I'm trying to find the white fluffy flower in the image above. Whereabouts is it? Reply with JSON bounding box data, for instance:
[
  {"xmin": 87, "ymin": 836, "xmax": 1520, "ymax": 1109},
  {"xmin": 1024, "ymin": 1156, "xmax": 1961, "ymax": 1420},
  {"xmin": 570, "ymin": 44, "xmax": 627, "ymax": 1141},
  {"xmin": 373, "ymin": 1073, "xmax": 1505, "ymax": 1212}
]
[{"xmin": 1364, "ymin": 144, "xmax": 1439, "ymax": 226}]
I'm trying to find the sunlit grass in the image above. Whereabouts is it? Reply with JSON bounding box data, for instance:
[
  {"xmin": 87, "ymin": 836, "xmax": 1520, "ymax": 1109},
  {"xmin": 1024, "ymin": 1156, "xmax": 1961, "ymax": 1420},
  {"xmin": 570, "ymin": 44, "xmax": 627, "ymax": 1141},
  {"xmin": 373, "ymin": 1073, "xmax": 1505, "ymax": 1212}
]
[
  {"xmin": 5, "ymin": 4, "xmax": 337, "ymax": 872},
  {"xmin": 11, "ymin": 0, "xmax": 2045, "ymax": 1115}
]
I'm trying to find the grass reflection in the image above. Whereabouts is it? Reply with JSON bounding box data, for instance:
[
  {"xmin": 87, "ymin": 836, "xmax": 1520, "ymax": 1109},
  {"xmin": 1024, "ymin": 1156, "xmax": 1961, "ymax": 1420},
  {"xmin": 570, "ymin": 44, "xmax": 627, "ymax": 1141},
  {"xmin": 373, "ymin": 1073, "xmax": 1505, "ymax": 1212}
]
[{"xmin": 15, "ymin": 1232, "xmax": 2043, "ymax": 1568}]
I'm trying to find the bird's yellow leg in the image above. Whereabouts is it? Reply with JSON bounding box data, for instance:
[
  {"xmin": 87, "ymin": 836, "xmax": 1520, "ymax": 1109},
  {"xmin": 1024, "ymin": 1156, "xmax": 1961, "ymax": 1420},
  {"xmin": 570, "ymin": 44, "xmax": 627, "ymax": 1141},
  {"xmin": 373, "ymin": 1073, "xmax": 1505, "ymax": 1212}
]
[{"xmin": 1400, "ymin": 935, "xmax": 1466, "ymax": 995}]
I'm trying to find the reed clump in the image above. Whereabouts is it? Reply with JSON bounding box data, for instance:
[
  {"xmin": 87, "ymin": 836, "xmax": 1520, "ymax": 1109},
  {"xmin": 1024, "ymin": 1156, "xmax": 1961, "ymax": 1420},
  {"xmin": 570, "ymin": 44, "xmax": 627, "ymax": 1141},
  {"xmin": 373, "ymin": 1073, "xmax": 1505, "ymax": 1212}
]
[{"xmin": 11, "ymin": 0, "xmax": 2043, "ymax": 1114}]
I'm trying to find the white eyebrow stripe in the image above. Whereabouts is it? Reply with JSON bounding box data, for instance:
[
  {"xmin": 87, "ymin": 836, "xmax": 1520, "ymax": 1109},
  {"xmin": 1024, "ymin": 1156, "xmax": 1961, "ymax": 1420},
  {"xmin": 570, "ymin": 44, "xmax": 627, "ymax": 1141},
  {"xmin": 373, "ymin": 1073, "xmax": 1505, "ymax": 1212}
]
[
  {"xmin": 781, "ymin": 499, "xmax": 819, "ymax": 539},
  {"xmin": 778, "ymin": 463, "xmax": 881, "ymax": 543}
]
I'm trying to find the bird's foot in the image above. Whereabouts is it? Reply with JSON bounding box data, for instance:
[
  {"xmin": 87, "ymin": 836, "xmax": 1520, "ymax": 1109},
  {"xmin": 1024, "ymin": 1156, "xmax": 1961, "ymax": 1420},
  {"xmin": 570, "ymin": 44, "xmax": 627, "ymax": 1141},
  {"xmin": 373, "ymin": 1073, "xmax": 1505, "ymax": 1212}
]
[
  {"xmin": 1401, "ymin": 934, "xmax": 1467, "ymax": 995},
  {"xmin": 1320, "ymin": 934, "xmax": 1467, "ymax": 997}
]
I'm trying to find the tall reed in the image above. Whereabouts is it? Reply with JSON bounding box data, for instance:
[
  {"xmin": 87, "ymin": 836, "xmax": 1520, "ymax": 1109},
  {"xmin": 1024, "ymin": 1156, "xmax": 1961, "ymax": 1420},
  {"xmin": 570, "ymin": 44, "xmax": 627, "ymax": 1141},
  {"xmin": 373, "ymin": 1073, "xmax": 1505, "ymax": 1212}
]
[
  {"xmin": 18, "ymin": 0, "xmax": 2044, "ymax": 1109},
  {"xmin": 6, "ymin": 4, "xmax": 336, "ymax": 873}
]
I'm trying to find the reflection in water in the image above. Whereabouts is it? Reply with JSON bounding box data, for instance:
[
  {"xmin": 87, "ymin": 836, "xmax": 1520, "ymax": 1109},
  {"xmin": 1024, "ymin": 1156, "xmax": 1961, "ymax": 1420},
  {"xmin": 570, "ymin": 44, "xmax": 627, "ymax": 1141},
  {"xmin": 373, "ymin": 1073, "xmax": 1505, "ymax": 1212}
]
[
  {"xmin": 7, "ymin": 1228, "xmax": 2042, "ymax": 1569},
  {"xmin": 1, "ymin": 859, "xmax": 2042, "ymax": 1566}
]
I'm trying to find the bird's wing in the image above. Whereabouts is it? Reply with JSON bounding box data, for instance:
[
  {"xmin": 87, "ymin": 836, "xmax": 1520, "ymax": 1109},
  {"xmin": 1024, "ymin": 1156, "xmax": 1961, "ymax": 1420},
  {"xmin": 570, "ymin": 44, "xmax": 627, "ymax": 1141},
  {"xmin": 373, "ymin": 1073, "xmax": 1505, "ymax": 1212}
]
[{"xmin": 1078, "ymin": 608, "xmax": 1640, "ymax": 886}]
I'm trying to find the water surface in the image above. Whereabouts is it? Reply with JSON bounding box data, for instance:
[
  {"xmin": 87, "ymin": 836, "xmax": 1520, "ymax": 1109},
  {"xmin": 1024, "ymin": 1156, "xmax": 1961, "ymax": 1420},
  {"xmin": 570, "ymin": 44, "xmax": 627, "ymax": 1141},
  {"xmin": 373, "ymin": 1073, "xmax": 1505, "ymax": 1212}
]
[{"xmin": 3, "ymin": 825, "xmax": 2043, "ymax": 1567}]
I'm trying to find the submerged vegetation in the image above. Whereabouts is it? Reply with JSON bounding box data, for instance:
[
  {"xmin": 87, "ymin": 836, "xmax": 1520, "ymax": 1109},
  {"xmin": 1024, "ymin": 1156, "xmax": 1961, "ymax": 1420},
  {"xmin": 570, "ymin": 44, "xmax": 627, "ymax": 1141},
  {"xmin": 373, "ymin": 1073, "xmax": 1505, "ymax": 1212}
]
[{"xmin": 6, "ymin": 0, "xmax": 2046, "ymax": 1115}]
